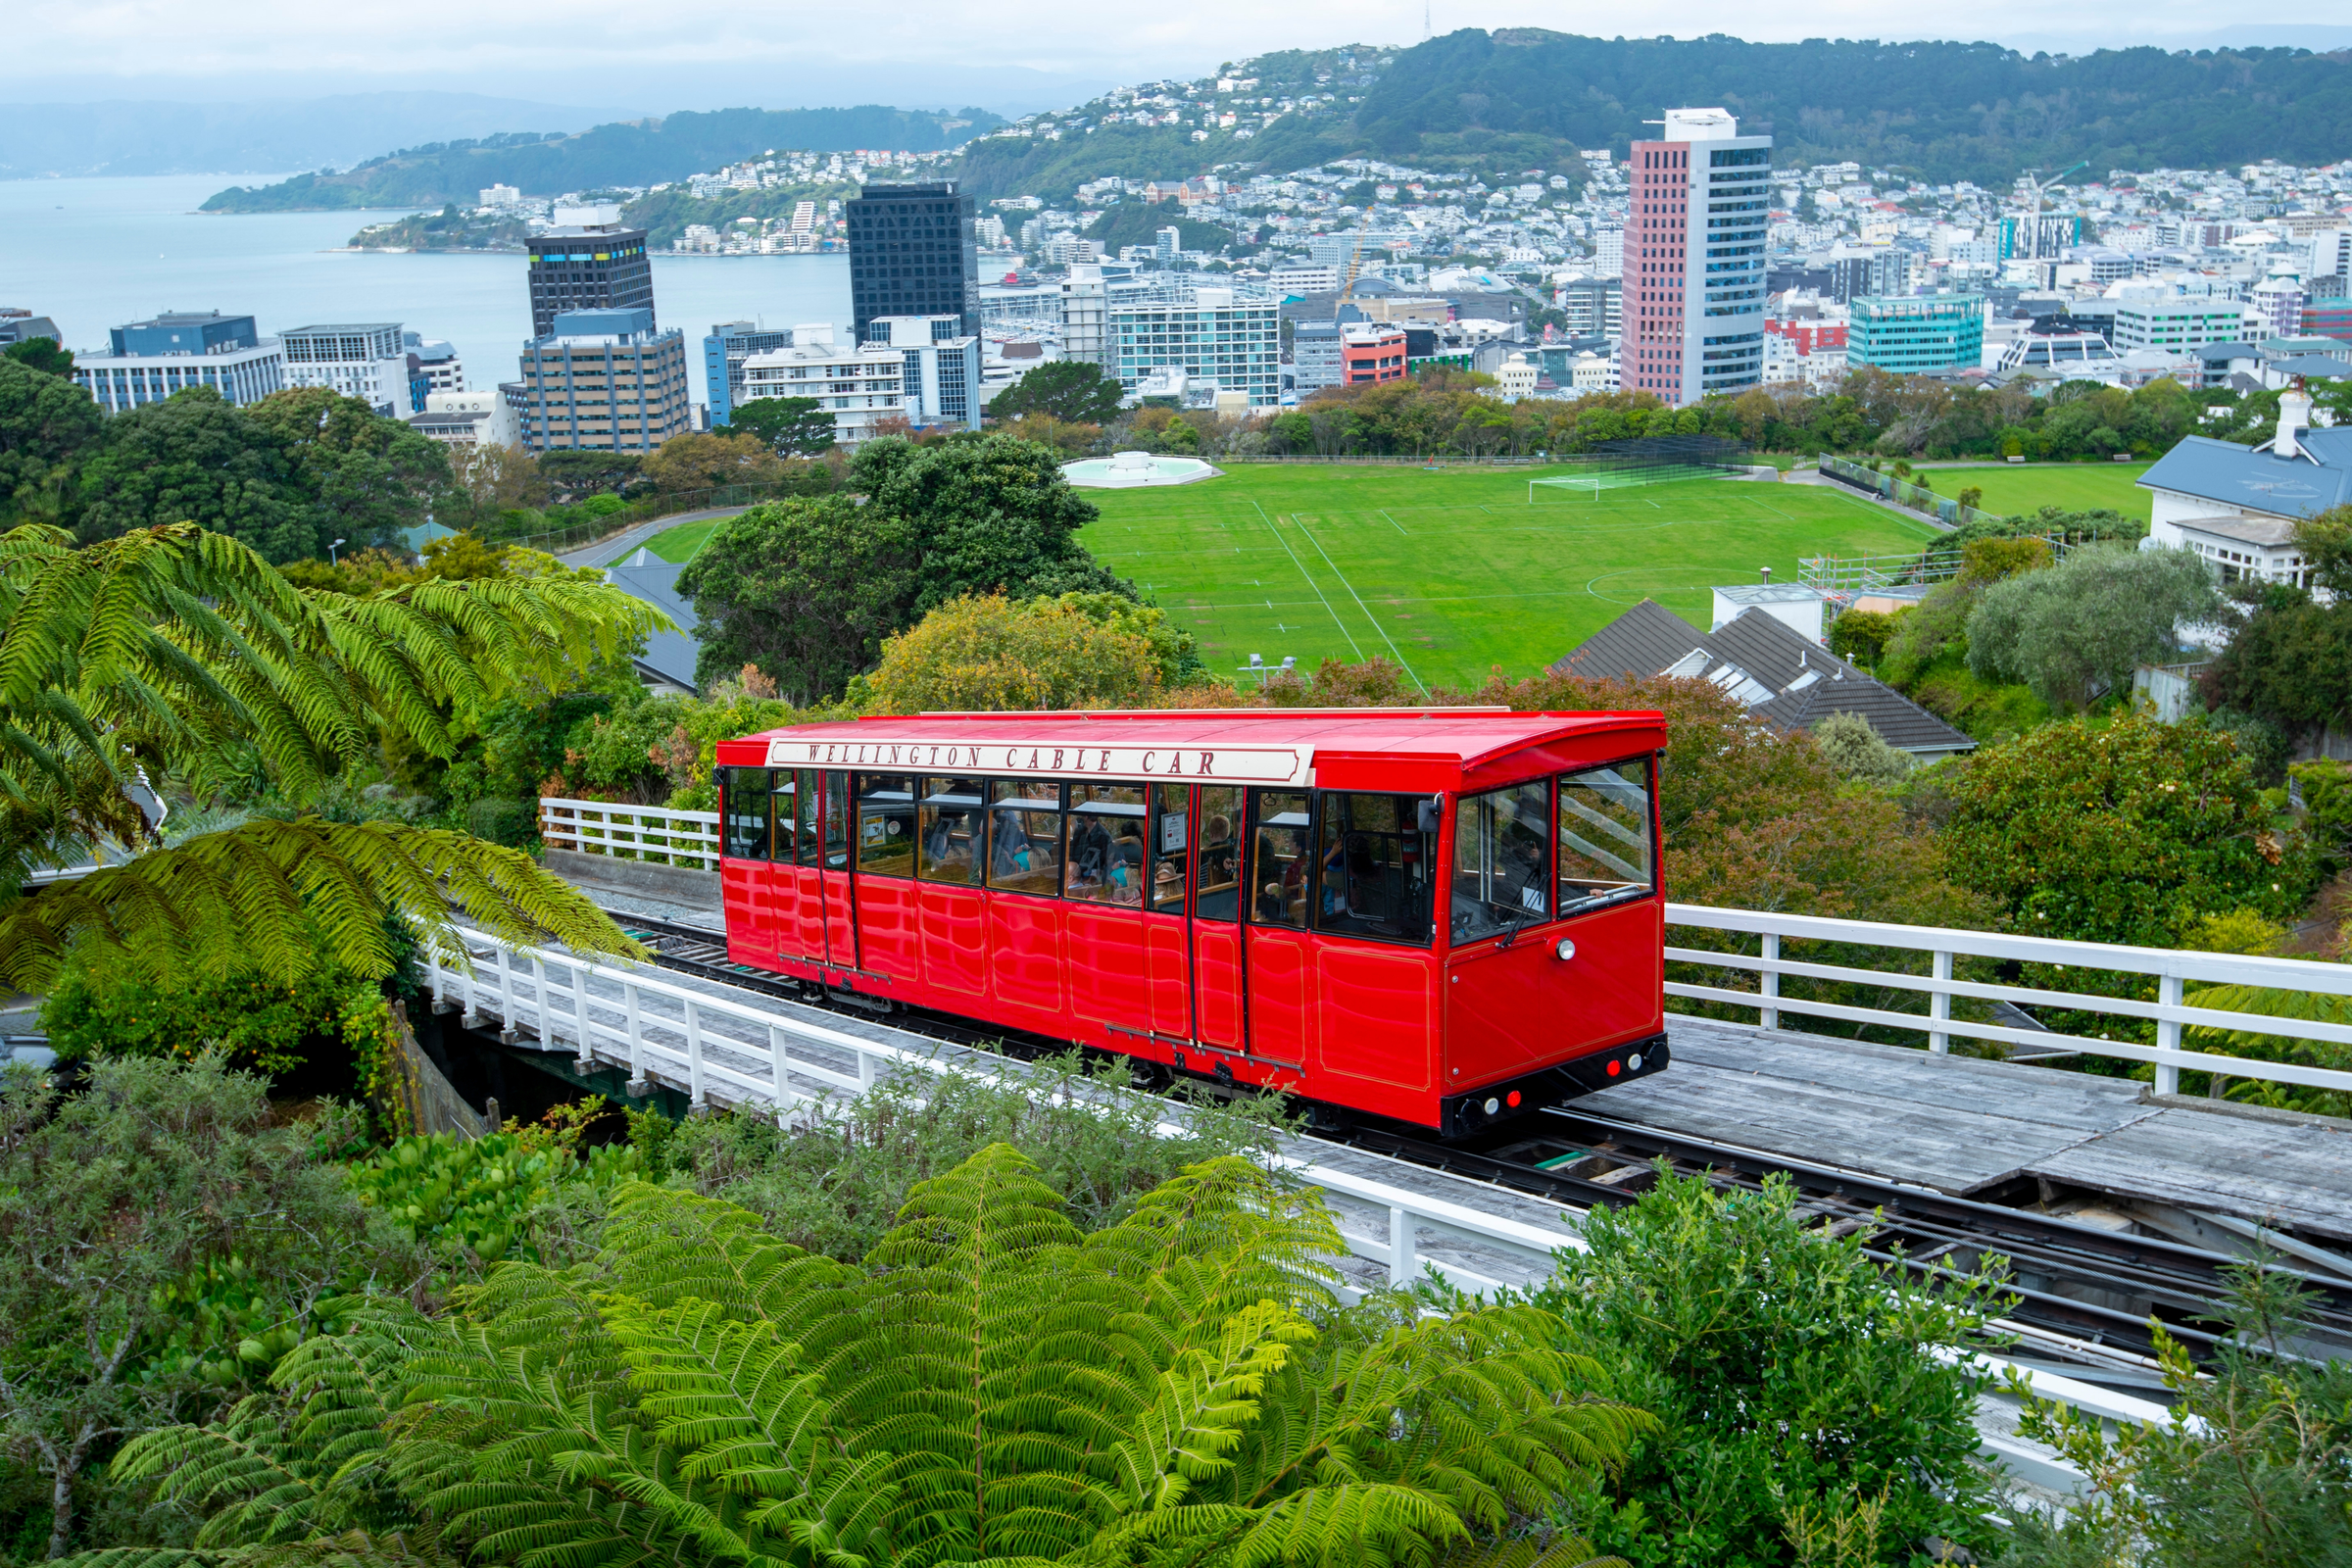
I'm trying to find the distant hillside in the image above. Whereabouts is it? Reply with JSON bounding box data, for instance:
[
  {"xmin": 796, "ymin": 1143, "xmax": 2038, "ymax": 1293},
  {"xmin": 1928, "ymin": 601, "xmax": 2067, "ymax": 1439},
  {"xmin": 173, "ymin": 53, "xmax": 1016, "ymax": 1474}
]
[
  {"xmin": 0, "ymin": 92, "xmax": 622, "ymax": 179},
  {"xmin": 203, "ymin": 105, "xmax": 1004, "ymax": 211},
  {"xmin": 954, "ymin": 30, "xmax": 2352, "ymax": 203},
  {"xmin": 1351, "ymin": 30, "xmax": 2352, "ymax": 182}
]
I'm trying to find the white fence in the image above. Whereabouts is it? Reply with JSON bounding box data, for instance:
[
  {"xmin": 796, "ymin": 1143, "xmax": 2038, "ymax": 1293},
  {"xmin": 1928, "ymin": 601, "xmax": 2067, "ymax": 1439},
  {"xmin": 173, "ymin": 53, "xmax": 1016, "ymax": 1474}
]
[
  {"xmin": 421, "ymin": 926, "xmax": 1572, "ymax": 1295},
  {"xmin": 1666, "ymin": 903, "xmax": 2352, "ymax": 1099},
  {"xmin": 539, "ymin": 798, "xmax": 721, "ymax": 870}
]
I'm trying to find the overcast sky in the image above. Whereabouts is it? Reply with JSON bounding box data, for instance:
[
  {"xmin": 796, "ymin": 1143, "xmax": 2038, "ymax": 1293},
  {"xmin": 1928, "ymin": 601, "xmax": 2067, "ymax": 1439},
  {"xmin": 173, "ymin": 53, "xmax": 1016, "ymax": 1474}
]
[{"xmin": 13, "ymin": 0, "xmax": 2352, "ymax": 114}]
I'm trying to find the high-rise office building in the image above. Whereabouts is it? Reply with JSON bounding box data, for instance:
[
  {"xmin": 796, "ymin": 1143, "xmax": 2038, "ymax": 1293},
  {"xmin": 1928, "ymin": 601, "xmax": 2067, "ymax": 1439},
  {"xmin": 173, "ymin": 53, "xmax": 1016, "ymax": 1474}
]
[
  {"xmin": 1108, "ymin": 283, "xmax": 1281, "ymax": 407},
  {"xmin": 280, "ymin": 322, "xmax": 419, "ymax": 416},
  {"xmin": 517, "ymin": 309, "xmax": 691, "ymax": 453},
  {"xmin": 704, "ymin": 321, "xmax": 795, "ymax": 429},
  {"xmin": 73, "ymin": 311, "xmax": 285, "ymax": 414},
  {"xmin": 1621, "ymin": 107, "xmax": 1770, "ymax": 407},
  {"xmin": 525, "ymin": 225, "xmax": 654, "ymax": 339},
  {"xmin": 1846, "ymin": 294, "xmax": 1985, "ymax": 375},
  {"xmin": 847, "ymin": 182, "xmax": 978, "ymax": 344}
]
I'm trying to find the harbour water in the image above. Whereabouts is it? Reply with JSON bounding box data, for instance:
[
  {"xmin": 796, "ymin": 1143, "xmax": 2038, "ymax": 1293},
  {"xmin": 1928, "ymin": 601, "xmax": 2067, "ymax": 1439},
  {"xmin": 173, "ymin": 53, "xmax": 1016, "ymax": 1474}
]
[{"xmin": 0, "ymin": 173, "xmax": 852, "ymax": 408}]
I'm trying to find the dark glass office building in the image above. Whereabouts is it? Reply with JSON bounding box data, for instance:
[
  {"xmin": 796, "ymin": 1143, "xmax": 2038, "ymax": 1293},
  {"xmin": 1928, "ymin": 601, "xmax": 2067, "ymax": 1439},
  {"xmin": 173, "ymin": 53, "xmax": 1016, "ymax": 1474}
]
[
  {"xmin": 847, "ymin": 182, "xmax": 979, "ymax": 342},
  {"xmin": 525, "ymin": 226, "xmax": 655, "ymax": 339}
]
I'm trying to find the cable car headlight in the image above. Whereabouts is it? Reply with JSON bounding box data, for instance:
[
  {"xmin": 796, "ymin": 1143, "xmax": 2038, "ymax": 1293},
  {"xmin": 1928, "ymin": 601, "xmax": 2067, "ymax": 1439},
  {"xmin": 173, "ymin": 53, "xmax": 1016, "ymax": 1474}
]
[
  {"xmin": 1629, "ymin": 1053, "xmax": 1643, "ymax": 1072},
  {"xmin": 1554, "ymin": 938, "xmax": 1576, "ymax": 961},
  {"xmin": 1483, "ymin": 1098, "xmax": 1499, "ymax": 1115}
]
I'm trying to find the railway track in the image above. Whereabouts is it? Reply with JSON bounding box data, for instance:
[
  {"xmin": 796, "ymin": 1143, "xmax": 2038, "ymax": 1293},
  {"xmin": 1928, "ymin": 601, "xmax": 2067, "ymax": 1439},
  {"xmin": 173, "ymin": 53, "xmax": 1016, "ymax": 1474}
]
[{"xmin": 602, "ymin": 907, "xmax": 2352, "ymax": 1374}]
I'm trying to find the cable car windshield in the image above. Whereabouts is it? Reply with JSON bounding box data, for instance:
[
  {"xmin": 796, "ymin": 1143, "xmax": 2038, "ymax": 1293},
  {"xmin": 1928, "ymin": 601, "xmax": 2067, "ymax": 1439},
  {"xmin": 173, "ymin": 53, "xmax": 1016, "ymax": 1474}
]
[
  {"xmin": 1558, "ymin": 760, "xmax": 1654, "ymax": 911},
  {"xmin": 1451, "ymin": 781, "xmax": 1551, "ymax": 943}
]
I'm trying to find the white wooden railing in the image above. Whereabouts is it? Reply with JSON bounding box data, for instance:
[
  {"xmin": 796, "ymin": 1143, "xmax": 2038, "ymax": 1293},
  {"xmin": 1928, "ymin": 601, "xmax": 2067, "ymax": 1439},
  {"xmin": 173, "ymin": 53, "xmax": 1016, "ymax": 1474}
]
[
  {"xmin": 539, "ymin": 798, "xmax": 721, "ymax": 870},
  {"xmin": 421, "ymin": 925, "xmax": 1575, "ymax": 1296},
  {"xmin": 1666, "ymin": 903, "xmax": 2352, "ymax": 1099}
]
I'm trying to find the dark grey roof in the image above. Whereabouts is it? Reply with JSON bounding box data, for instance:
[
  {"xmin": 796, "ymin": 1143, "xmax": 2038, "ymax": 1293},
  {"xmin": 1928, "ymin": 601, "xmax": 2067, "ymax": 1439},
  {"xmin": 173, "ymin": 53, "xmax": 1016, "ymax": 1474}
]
[
  {"xmin": 1751, "ymin": 676, "xmax": 1976, "ymax": 756},
  {"xmin": 1556, "ymin": 601, "xmax": 1975, "ymax": 755},
  {"xmin": 2137, "ymin": 429, "xmax": 2352, "ymax": 520},
  {"xmin": 605, "ymin": 548, "xmax": 702, "ymax": 693},
  {"xmin": 1549, "ymin": 598, "xmax": 1702, "ymax": 680}
]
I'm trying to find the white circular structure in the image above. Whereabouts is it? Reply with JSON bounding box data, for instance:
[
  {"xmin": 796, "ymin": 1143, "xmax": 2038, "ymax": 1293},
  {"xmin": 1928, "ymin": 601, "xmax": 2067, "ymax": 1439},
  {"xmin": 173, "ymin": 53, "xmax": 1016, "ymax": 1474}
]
[{"xmin": 1060, "ymin": 451, "xmax": 1222, "ymax": 488}]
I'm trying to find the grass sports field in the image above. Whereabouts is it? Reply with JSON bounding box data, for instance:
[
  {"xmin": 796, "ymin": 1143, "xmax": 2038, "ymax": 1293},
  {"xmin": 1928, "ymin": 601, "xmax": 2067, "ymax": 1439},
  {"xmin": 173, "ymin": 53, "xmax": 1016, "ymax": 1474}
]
[
  {"xmin": 1083, "ymin": 466, "xmax": 1936, "ymax": 691},
  {"xmin": 642, "ymin": 519, "xmax": 720, "ymax": 562},
  {"xmin": 1920, "ymin": 462, "xmax": 2153, "ymax": 519}
]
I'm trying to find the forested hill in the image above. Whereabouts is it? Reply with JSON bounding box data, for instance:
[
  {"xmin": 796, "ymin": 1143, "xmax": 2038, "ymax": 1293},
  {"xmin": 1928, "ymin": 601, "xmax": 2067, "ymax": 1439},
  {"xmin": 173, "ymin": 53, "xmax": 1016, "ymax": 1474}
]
[
  {"xmin": 1352, "ymin": 31, "xmax": 2352, "ymax": 182},
  {"xmin": 201, "ymin": 105, "xmax": 1004, "ymax": 212}
]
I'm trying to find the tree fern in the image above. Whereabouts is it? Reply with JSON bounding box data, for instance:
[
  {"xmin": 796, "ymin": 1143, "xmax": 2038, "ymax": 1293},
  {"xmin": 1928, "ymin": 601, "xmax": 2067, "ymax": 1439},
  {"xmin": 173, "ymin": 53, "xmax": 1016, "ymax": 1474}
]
[
  {"xmin": 107, "ymin": 1147, "xmax": 1649, "ymax": 1568},
  {"xmin": 0, "ymin": 521, "xmax": 667, "ymax": 988}
]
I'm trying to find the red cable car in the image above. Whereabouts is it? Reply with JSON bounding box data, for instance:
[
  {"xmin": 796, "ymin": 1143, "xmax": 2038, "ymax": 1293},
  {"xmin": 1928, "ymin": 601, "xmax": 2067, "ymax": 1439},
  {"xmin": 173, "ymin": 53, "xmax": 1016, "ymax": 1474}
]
[{"xmin": 710, "ymin": 708, "xmax": 1668, "ymax": 1136}]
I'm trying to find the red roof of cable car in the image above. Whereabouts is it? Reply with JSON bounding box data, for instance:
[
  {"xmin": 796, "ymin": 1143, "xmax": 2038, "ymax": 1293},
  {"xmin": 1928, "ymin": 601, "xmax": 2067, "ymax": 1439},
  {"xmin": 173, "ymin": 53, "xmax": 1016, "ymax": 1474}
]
[{"xmin": 716, "ymin": 708, "xmax": 1663, "ymax": 793}]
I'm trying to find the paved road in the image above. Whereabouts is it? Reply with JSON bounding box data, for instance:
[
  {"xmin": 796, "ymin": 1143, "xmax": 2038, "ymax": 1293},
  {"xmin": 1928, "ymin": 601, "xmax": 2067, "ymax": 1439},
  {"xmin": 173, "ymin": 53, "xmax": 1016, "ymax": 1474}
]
[{"xmin": 559, "ymin": 505, "xmax": 755, "ymax": 569}]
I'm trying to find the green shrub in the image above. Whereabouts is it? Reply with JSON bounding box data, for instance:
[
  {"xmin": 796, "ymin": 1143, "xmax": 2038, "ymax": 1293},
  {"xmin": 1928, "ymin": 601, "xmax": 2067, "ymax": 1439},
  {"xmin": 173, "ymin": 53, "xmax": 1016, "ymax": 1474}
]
[
  {"xmin": 464, "ymin": 795, "xmax": 535, "ymax": 846},
  {"xmin": 346, "ymin": 1121, "xmax": 643, "ymax": 1263},
  {"xmin": 1526, "ymin": 1169, "xmax": 2008, "ymax": 1568}
]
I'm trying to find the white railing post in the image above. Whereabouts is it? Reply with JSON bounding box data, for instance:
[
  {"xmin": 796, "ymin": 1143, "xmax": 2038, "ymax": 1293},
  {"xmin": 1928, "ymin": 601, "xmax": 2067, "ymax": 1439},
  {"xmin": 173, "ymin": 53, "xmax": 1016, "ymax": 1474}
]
[
  {"xmin": 529, "ymin": 954, "xmax": 549, "ymax": 1046},
  {"xmin": 573, "ymin": 959, "xmax": 596, "ymax": 1073},
  {"xmin": 684, "ymin": 999, "xmax": 707, "ymax": 1108},
  {"xmin": 769, "ymin": 1023, "xmax": 792, "ymax": 1124},
  {"xmin": 1930, "ymin": 950, "xmax": 1953, "ymax": 1054},
  {"xmin": 623, "ymin": 981, "xmax": 647, "ymax": 1094},
  {"xmin": 494, "ymin": 946, "xmax": 516, "ymax": 1042},
  {"xmin": 858, "ymin": 1047, "xmax": 877, "ymax": 1091},
  {"xmin": 1759, "ymin": 932, "xmax": 1780, "ymax": 1032},
  {"xmin": 2156, "ymin": 972, "xmax": 2184, "ymax": 1097},
  {"xmin": 1389, "ymin": 1205, "xmax": 1415, "ymax": 1287}
]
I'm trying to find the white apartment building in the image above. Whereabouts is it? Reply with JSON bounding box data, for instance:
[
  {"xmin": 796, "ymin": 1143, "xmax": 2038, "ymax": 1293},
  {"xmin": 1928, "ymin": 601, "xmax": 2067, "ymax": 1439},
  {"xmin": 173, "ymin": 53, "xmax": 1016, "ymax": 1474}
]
[
  {"xmin": 280, "ymin": 322, "xmax": 418, "ymax": 416},
  {"xmin": 1270, "ymin": 265, "xmax": 1340, "ymax": 295},
  {"xmin": 867, "ymin": 315, "xmax": 982, "ymax": 430},
  {"xmin": 739, "ymin": 326, "xmax": 909, "ymax": 447},
  {"xmin": 73, "ymin": 311, "xmax": 285, "ymax": 414},
  {"xmin": 406, "ymin": 390, "xmax": 520, "ymax": 448},
  {"xmin": 2111, "ymin": 299, "xmax": 2248, "ymax": 354},
  {"xmin": 405, "ymin": 331, "xmax": 465, "ymax": 394},
  {"xmin": 1109, "ymin": 283, "xmax": 1282, "ymax": 407}
]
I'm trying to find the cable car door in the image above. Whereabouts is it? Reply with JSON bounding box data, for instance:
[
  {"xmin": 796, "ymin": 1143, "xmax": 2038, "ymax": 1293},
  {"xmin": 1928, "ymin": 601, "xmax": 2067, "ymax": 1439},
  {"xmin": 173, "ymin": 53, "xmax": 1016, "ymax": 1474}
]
[
  {"xmin": 820, "ymin": 769, "xmax": 857, "ymax": 971},
  {"xmin": 1142, "ymin": 784, "xmax": 1193, "ymax": 1039},
  {"xmin": 1189, "ymin": 785, "xmax": 1246, "ymax": 1050},
  {"xmin": 786, "ymin": 768, "xmax": 827, "ymax": 966}
]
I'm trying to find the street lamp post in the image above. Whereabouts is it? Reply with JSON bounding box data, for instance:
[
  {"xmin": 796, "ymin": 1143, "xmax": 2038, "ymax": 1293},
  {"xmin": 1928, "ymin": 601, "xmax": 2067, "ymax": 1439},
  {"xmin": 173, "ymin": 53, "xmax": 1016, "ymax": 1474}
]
[{"xmin": 328, "ymin": 538, "xmax": 347, "ymax": 565}]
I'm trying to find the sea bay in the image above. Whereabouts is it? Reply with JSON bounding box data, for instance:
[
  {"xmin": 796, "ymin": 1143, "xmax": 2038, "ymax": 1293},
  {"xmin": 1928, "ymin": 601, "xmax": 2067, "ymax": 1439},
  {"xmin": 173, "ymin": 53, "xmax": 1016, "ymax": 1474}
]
[{"xmin": 0, "ymin": 173, "xmax": 851, "ymax": 408}]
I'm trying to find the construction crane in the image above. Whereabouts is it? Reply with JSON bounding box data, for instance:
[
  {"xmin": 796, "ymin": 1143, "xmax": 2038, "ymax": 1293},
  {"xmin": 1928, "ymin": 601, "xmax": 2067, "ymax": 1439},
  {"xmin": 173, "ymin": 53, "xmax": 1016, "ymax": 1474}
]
[{"xmin": 2014, "ymin": 161, "xmax": 2088, "ymax": 259}]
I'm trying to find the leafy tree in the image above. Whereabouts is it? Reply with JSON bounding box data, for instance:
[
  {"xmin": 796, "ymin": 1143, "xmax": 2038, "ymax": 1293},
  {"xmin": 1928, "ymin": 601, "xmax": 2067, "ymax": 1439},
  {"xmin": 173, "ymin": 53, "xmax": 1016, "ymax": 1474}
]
[
  {"xmin": 243, "ymin": 387, "xmax": 457, "ymax": 557},
  {"xmin": 0, "ymin": 1054, "xmax": 418, "ymax": 1558},
  {"xmin": 72, "ymin": 389, "xmax": 318, "ymax": 563},
  {"xmin": 723, "ymin": 394, "xmax": 840, "ymax": 457},
  {"xmin": 1942, "ymin": 712, "xmax": 2319, "ymax": 947},
  {"xmin": 534, "ymin": 448, "xmax": 640, "ymax": 501},
  {"xmin": 2202, "ymin": 581, "xmax": 2352, "ymax": 735},
  {"xmin": 675, "ymin": 495, "xmax": 921, "ymax": 701},
  {"xmin": 3, "ymin": 338, "xmax": 74, "ymax": 379},
  {"xmin": 1810, "ymin": 710, "xmax": 1912, "ymax": 784},
  {"xmin": 1823, "ymin": 609, "xmax": 1893, "ymax": 665},
  {"xmin": 1964, "ymin": 543, "xmax": 2222, "ymax": 710},
  {"xmin": 443, "ymin": 442, "xmax": 548, "ymax": 514},
  {"xmin": 0, "ymin": 522, "xmax": 661, "ymax": 995},
  {"xmin": 992, "ymin": 411, "xmax": 1102, "ymax": 457},
  {"xmin": 986, "ymin": 359, "xmax": 1126, "ymax": 424},
  {"xmin": 96, "ymin": 1147, "xmax": 1646, "ymax": 1568},
  {"xmin": 851, "ymin": 433, "xmax": 1135, "ymax": 612},
  {"xmin": 639, "ymin": 430, "xmax": 786, "ymax": 493},
  {"xmin": 1529, "ymin": 1169, "xmax": 2008, "ymax": 1568},
  {"xmin": 0, "ymin": 358, "xmax": 104, "ymax": 521},
  {"xmin": 852, "ymin": 593, "xmax": 1169, "ymax": 713}
]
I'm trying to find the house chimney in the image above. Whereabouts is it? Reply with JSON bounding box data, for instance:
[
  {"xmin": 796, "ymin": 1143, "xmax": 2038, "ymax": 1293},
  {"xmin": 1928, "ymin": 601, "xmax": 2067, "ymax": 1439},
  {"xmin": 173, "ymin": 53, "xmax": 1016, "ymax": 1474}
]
[
  {"xmin": 2277, "ymin": 386, "xmax": 2312, "ymax": 461},
  {"xmin": 1759, "ymin": 566, "xmax": 1773, "ymax": 584}
]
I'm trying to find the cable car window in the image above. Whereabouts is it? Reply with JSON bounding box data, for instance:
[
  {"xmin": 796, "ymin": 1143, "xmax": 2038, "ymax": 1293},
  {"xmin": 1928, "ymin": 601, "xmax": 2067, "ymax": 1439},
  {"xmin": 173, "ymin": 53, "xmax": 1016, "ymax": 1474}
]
[
  {"xmin": 770, "ymin": 772, "xmax": 797, "ymax": 862},
  {"xmin": 1248, "ymin": 790, "xmax": 1312, "ymax": 929},
  {"xmin": 1150, "ymin": 784, "xmax": 1189, "ymax": 914},
  {"xmin": 1065, "ymin": 784, "xmax": 1147, "ymax": 906},
  {"xmin": 1558, "ymin": 759, "xmax": 1654, "ymax": 912},
  {"xmin": 723, "ymin": 767, "xmax": 771, "ymax": 859},
  {"xmin": 987, "ymin": 779, "xmax": 1061, "ymax": 897},
  {"xmin": 1194, "ymin": 786, "xmax": 1243, "ymax": 922},
  {"xmin": 822, "ymin": 771, "xmax": 850, "ymax": 870},
  {"xmin": 1313, "ymin": 792, "xmax": 1436, "ymax": 946},
  {"xmin": 917, "ymin": 776, "xmax": 986, "ymax": 885},
  {"xmin": 797, "ymin": 769, "xmax": 822, "ymax": 867},
  {"xmin": 856, "ymin": 773, "xmax": 915, "ymax": 876},
  {"xmin": 1451, "ymin": 781, "xmax": 1552, "ymax": 944}
]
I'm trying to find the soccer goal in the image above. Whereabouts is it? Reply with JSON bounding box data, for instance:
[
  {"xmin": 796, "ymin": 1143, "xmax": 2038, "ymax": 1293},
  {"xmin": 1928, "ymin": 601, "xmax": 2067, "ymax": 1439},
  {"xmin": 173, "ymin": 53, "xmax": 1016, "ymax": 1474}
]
[{"xmin": 1529, "ymin": 434, "xmax": 1753, "ymax": 502}]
